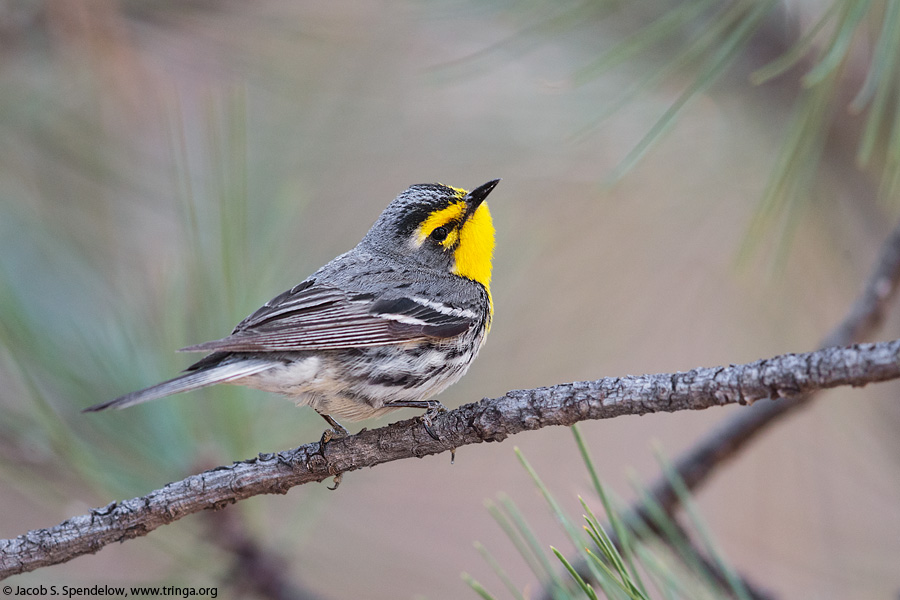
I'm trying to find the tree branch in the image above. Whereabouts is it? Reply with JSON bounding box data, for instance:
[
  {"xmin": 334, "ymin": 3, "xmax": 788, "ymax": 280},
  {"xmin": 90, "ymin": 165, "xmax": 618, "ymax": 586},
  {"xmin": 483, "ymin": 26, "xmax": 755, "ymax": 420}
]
[
  {"xmin": 3, "ymin": 339, "xmax": 900, "ymax": 579},
  {"xmin": 642, "ymin": 220, "xmax": 900, "ymax": 520},
  {"xmin": 536, "ymin": 222, "xmax": 900, "ymax": 600}
]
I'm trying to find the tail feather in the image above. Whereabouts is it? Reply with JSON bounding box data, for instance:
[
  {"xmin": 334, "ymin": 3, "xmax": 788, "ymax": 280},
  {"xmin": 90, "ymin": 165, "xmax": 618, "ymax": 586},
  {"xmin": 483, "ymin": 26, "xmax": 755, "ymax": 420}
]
[{"xmin": 84, "ymin": 359, "xmax": 274, "ymax": 412}]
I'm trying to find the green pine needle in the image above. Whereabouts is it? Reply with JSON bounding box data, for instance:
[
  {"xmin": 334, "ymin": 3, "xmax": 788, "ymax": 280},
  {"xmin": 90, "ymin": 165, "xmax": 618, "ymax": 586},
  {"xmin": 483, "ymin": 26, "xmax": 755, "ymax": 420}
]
[
  {"xmin": 552, "ymin": 547, "xmax": 600, "ymax": 600},
  {"xmin": 653, "ymin": 446, "xmax": 753, "ymax": 600},
  {"xmin": 462, "ymin": 573, "xmax": 500, "ymax": 600},
  {"xmin": 573, "ymin": 425, "xmax": 649, "ymax": 597},
  {"xmin": 474, "ymin": 541, "xmax": 527, "ymax": 600}
]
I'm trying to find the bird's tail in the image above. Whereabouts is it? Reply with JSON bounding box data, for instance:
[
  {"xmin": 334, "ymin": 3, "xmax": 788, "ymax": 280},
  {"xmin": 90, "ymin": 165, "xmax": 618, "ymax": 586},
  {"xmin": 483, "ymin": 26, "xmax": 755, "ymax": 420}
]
[{"xmin": 83, "ymin": 359, "xmax": 274, "ymax": 412}]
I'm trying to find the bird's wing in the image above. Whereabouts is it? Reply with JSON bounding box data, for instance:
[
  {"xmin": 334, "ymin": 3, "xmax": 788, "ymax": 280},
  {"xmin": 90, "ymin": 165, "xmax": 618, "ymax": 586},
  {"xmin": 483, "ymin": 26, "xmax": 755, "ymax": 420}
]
[{"xmin": 179, "ymin": 279, "xmax": 477, "ymax": 353}]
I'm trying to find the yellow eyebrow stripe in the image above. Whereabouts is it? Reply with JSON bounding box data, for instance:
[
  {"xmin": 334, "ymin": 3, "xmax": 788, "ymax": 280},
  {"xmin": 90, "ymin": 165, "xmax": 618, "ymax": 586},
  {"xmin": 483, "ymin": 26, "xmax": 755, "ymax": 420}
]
[{"xmin": 415, "ymin": 201, "xmax": 466, "ymax": 244}]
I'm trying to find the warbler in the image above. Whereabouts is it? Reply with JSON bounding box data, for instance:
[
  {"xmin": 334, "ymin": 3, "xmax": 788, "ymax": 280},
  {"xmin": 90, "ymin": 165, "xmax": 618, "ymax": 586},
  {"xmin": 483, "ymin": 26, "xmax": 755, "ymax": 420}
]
[{"xmin": 85, "ymin": 179, "xmax": 500, "ymax": 442}]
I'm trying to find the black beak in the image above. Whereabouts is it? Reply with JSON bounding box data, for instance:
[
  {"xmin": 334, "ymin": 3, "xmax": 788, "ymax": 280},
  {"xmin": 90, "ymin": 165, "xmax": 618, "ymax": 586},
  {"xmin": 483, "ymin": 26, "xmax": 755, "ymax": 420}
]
[{"xmin": 464, "ymin": 179, "xmax": 500, "ymax": 216}]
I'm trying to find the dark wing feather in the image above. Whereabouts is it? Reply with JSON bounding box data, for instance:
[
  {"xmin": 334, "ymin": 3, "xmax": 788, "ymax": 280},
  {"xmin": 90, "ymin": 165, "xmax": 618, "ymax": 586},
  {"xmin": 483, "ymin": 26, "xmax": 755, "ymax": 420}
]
[{"xmin": 179, "ymin": 279, "xmax": 474, "ymax": 353}]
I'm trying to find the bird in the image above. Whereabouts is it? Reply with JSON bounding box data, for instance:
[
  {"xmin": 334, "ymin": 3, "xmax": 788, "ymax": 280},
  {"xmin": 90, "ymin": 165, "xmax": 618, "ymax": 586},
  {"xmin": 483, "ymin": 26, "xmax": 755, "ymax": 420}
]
[{"xmin": 85, "ymin": 179, "xmax": 500, "ymax": 444}]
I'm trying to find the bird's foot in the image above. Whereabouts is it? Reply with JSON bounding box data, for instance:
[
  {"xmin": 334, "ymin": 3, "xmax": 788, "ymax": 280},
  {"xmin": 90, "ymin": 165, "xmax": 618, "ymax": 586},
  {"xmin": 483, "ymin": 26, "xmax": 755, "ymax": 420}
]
[
  {"xmin": 308, "ymin": 414, "xmax": 349, "ymax": 490},
  {"xmin": 318, "ymin": 413, "xmax": 350, "ymax": 448},
  {"xmin": 420, "ymin": 402, "xmax": 447, "ymax": 441}
]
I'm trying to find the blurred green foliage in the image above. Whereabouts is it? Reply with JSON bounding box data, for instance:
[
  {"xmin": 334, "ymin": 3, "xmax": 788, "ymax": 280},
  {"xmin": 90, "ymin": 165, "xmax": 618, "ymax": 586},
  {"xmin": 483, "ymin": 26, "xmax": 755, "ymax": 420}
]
[
  {"xmin": 0, "ymin": 6, "xmax": 322, "ymax": 582},
  {"xmin": 465, "ymin": 427, "xmax": 752, "ymax": 600},
  {"xmin": 0, "ymin": 80, "xmax": 303, "ymax": 493}
]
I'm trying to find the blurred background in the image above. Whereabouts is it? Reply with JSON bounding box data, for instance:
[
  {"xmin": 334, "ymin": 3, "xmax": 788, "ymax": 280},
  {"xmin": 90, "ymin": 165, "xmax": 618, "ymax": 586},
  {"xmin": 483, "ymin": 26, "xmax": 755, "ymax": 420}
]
[{"xmin": 1, "ymin": 0, "xmax": 899, "ymax": 598}]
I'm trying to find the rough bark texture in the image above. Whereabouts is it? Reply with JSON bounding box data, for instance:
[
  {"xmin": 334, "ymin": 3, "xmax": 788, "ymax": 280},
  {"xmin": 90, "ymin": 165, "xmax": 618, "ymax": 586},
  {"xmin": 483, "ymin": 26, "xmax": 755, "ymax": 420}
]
[
  {"xmin": 538, "ymin": 222, "xmax": 900, "ymax": 600},
  {"xmin": 642, "ymin": 221, "xmax": 900, "ymax": 519},
  {"xmin": 3, "ymin": 339, "xmax": 900, "ymax": 579}
]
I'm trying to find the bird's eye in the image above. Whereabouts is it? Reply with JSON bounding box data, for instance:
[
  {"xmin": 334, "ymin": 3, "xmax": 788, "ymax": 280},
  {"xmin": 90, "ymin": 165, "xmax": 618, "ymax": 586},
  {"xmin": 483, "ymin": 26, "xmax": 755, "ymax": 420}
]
[{"xmin": 430, "ymin": 226, "xmax": 450, "ymax": 242}]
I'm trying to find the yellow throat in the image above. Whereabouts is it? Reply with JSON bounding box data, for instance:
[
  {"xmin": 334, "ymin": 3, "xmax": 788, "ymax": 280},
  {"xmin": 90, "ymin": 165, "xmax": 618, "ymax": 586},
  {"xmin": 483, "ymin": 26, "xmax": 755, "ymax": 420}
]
[
  {"xmin": 454, "ymin": 202, "xmax": 495, "ymax": 297},
  {"xmin": 416, "ymin": 190, "xmax": 496, "ymax": 320}
]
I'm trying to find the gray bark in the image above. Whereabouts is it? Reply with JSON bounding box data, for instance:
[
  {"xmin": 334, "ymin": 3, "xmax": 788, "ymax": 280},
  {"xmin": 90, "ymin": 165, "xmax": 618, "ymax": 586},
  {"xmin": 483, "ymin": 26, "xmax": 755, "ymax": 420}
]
[{"xmin": 3, "ymin": 339, "xmax": 900, "ymax": 579}]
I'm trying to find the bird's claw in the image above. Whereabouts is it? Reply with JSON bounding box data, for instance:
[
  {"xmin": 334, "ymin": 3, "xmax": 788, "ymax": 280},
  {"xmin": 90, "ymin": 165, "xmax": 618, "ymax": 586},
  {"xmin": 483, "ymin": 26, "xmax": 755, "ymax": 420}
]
[
  {"xmin": 327, "ymin": 473, "xmax": 343, "ymax": 491},
  {"xmin": 421, "ymin": 403, "xmax": 447, "ymax": 441},
  {"xmin": 308, "ymin": 415, "xmax": 350, "ymax": 490}
]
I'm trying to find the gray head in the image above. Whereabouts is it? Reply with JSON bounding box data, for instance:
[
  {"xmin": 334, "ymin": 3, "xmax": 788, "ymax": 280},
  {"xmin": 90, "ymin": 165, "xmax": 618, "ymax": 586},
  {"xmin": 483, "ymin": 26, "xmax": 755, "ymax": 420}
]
[{"xmin": 359, "ymin": 180, "xmax": 500, "ymax": 278}]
